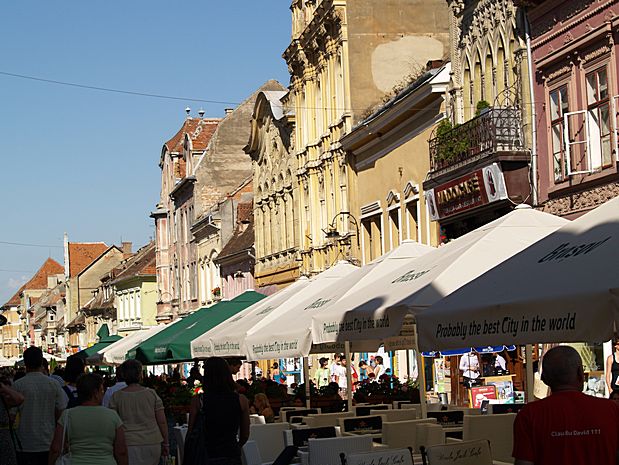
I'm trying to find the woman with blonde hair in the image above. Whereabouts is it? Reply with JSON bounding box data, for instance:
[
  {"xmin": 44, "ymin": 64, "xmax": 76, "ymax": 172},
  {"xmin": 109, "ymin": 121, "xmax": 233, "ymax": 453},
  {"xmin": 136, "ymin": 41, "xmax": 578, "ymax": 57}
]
[
  {"xmin": 109, "ymin": 360, "xmax": 168, "ymax": 465},
  {"xmin": 250, "ymin": 393, "xmax": 275, "ymax": 423}
]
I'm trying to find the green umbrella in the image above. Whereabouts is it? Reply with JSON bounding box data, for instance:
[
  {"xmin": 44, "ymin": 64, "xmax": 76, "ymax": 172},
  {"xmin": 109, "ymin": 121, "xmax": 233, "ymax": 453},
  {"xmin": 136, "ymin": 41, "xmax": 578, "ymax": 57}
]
[
  {"xmin": 133, "ymin": 291, "xmax": 266, "ymax": 364},
  {"xmin": 75, "ymin": 335, "xmax": 122, "ymax": 361}
]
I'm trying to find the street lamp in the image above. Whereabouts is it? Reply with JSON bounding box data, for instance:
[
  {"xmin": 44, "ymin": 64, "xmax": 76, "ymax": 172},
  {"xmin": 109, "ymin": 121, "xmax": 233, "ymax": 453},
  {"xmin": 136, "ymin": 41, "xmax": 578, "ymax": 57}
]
[{"xmin": 324, "ymin": 211, "xmax": 360, "ymax": 247}]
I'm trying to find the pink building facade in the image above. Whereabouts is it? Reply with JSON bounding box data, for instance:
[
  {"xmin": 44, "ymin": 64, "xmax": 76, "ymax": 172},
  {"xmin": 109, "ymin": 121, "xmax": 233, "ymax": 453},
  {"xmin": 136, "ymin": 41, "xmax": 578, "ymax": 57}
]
[
  {"xmin": 152, "ymin": 115, "xmax": 219, "ymax": 321},
  {"xmin": 528, "ymin": 0, "xmax": 619, "ymax": 217}
]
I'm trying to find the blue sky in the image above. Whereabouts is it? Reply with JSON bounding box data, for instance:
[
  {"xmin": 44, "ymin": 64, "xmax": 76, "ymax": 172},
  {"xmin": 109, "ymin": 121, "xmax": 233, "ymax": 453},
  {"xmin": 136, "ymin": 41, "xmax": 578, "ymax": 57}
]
[{"xmin": 0, "ymin": 2, "xmax": 291, "ymax": 304}]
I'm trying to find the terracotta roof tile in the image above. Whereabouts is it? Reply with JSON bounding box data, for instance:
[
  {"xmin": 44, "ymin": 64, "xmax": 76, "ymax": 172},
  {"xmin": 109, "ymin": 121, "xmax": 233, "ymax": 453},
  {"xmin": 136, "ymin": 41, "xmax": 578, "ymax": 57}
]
[
  {"xmin": 3, "ymin": 258, "xmax": 63, "ymax": 307},
  {"xmin": 110, "ymin": 241, "xmax": 156, "ymax": 284},
  {"xmin": 189, "ymin": 119, "xmax": 219, "ymax": 151},
  {"xmin": 5, "ymin": 284, "xmax": 25, "ymax": 307},
  {"xmin": 237, "ymin": 202, "xmax": 253, "ymax": 224},
  {"xmin": 68, "ymin": 242, "xmax": 109, "ymax": 277},
  {"xmin": 24, "ymin": 258, "xmax": 64, "ymax": 290},
  {"xmin": 164, "ymin": 118, "xmax": 220, "ymax": 154},
  {"xmin": 218, "ymin": 204, "xmax": 255, "ymax": 260}
]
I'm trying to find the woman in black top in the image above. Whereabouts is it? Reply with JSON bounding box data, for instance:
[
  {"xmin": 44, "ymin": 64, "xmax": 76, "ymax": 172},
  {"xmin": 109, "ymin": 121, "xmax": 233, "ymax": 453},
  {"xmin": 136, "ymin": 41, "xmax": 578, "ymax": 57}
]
[
  {"xmin": 606, "ymin": 339, "xmax": 619, "ymax": 393},
  {"xmin": 188, "ymin": 357, "xmax": 250, "ymax": 465}
]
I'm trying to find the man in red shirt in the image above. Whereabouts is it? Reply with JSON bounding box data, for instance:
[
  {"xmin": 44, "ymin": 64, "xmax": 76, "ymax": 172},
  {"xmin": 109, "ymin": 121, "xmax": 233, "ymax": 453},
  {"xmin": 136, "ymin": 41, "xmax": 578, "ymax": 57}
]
[{"xmin": 513, "ymin": 345, "xmax": 619, "ymax": 465}]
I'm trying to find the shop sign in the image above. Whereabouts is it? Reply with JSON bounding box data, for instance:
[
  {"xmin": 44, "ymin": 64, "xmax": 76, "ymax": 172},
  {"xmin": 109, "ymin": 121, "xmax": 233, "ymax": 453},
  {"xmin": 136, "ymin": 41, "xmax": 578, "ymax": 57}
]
[{"xmin": 425, "ymin": 163, "xmax": 507, "ymax": 221}]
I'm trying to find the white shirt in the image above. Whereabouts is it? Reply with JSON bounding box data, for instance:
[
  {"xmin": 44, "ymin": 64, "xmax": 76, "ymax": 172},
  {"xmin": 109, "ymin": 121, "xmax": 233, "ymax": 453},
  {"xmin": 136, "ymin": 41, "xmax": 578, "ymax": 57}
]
[
  {"xmin": 102, "ymin": 381, "xmax": 127, "ymax": 407},
  {"xmin": 334, "ymin": 364, "xmax": 347, "ymax": 389},
  {"xmin": 494, "ymin": 354, "xmax": 507, "ymax": 371},
  {"xmin": 373, "ymin": 364, "xmax": 386, "ymax": 380},
  {"xmin": 459, "ymin": 353, "xmax": 480, "ymax": 379}
]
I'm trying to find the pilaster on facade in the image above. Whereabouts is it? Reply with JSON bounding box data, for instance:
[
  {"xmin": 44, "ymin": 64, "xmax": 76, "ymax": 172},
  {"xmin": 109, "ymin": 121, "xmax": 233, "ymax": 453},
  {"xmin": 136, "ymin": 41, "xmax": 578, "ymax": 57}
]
[{"xmin": 246, "ymin": 85, "xmax": 302, "ymax": 290}]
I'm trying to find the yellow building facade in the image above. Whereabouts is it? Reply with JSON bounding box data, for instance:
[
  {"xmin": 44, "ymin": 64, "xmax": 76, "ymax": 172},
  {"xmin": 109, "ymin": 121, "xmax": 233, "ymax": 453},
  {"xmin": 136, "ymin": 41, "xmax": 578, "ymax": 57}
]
[
  {"xmin": 284, "ymin": 0, "xmax": 449, "ymax": 273},
  {"xmin": 343, "ymin": 65, "xmax": 452, "ymax": 262}
]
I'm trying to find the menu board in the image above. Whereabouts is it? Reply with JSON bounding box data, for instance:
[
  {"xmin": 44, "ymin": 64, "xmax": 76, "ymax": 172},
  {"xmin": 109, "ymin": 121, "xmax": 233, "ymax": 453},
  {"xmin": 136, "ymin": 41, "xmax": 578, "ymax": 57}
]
[{"xmin": 469, "ymin": 385, "xmax": 497, "ymax": 408}]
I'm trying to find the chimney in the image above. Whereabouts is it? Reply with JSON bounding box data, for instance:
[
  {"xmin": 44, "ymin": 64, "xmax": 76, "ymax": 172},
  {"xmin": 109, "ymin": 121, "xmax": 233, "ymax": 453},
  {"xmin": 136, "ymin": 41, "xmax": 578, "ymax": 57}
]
[
  {"xmin": 225, "ymin": 108, "xmax": 234, "ymax": 115},
  {"xmin": 121, "ymin": 242, "xmax": 133, "ymax": 254}
]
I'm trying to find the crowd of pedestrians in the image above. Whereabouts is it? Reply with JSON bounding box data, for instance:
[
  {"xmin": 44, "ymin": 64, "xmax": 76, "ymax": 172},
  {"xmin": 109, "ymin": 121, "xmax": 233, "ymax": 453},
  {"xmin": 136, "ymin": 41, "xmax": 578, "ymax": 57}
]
[{"xmin": 9, "ymin": 345, "xmax": 619, "ymax": 465}]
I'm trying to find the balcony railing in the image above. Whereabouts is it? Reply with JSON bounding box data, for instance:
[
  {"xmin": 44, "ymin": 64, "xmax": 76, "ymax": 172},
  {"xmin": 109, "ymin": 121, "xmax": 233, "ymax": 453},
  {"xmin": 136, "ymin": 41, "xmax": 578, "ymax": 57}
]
[{"xmin": 429, "ymin": 107, "xmax": 525, "ymax": 172}]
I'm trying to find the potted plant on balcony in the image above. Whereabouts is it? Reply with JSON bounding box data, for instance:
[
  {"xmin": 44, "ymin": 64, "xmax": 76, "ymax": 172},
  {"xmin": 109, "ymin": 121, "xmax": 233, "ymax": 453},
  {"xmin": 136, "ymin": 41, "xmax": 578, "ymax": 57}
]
[
  {"xmin": 434, "ymin": 119, "xmax": 469, "ymax": 165},
  {"xmin": 212, "ymin": 287, "xmax": 222, "ymax": 300},
  {"xmin": 475, "ymin": 100, "xmax": 491, "ymax": 116}
]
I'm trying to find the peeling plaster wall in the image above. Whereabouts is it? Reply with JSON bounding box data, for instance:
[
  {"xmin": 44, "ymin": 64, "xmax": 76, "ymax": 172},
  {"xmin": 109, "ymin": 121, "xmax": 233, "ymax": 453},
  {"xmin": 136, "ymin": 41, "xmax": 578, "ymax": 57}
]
[{"xmin": 346, "ymin": 0, "xmax": 449, "ymax": 122}]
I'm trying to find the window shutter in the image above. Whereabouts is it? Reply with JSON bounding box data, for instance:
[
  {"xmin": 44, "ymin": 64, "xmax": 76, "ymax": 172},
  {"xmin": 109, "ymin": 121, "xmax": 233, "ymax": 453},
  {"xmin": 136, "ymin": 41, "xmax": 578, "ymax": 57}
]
[{"xmin": 564, "ymin": 110, "xmax": 592, "ymax": 175}]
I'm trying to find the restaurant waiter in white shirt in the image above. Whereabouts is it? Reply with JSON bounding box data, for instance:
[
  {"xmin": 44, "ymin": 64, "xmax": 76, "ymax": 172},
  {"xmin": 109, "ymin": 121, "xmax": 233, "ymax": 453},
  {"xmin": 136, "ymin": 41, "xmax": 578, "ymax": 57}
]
[{"xmin": 459, "ymin": 351, "xmax": 481, "ymax": 387}]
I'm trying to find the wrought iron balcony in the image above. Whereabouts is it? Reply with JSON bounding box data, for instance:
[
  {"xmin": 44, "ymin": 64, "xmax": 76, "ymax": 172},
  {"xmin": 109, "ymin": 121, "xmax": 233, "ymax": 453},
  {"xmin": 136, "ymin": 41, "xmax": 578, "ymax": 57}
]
[{"xmin": 429, "ymin": 107, "xmax": 525, "ymax": 174}]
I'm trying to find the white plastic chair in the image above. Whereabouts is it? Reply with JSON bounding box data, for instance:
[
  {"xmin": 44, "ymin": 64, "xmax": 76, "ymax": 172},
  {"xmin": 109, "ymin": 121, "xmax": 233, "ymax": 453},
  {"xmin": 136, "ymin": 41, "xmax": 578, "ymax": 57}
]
[
  {"xmin": 448, "ymin": 414, "xmax": 516, "ymax": 464},
  {"xmin": 342, "ymin": 447, "xmax": 414, "ymax": 465},
  {"xmin": 248, "ymin": 422, "xmax": 291, "ymax": 463},
  {"xmin": 337, "ymin": 415, "xmax": 384, "ymax": 434},
  {"xmin": 250, "ymin": 414, "xmax": 266, "ymax": 425},
  {"xmin": 371, "ymin": 408, "xmax": 417, "ymax": 422},
  {"xmin": 416, "ymin": 423, "xmax": 445, "ymax": 451},
  {"xmin": 241, "ymin": 440, "xmax": 270, "ymax": 465},
  {"xmin": 465, "ymin": 414, "xmax": 515, "ymax": 463},
  {"xmin": 353, "ymin": 403, "xmax": 392, "ymax": 416},
  {"xmin": 422, "ymin": 439, "xmax": 493, "ymax": 465},
  {"xmin": 306, "ymin": 435, "xmax": 373, "ymax": 465},
  {"xmin": 304, "ymin": 411, "xmax": 354, "ymax": 427},
  {"xmin": 381, "ymin": 418, "xmax": 437, "ymax": 452},
  {"xmin": 401, "ymin": 403, "xmax": 421, "ymax": 418}
]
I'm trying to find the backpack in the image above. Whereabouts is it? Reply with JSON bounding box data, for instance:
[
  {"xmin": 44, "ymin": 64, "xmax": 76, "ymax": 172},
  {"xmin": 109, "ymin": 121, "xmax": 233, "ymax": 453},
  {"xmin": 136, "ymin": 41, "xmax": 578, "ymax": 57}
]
[{"xmin": 62, "ymin": 385, "xmax": 80, "ymax": 409}]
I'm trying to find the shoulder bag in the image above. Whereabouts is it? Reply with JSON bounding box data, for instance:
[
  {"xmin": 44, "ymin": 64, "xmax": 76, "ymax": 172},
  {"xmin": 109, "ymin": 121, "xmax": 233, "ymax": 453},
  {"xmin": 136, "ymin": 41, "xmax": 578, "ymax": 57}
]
[
  {"xmin": 55, "ymin": 409, "xmax": 71, "ymax": 465},
  {"xmin": 1, "ymin": 395, "xmax": 22, "ymax": 455},
  {"xmin": 183, "ymin": 395, "xmax": 209, "ymax": 465}
]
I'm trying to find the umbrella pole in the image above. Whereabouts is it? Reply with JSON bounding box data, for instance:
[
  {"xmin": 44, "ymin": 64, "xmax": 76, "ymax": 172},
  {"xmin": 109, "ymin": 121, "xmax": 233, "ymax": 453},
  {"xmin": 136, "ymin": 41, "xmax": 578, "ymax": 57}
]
[
  {"xmin": 303, "ymin": 357, "xmax": 311, "ymax": 408},
  {"xmin": 525, "ymin": 344, "xmax": 534, "ymax": 402},
  {"xmin": 345, "ymin": 341, "xmax": 353, "ymax": 412},
  {"xmin": 415, "ymin": 349, "xmax": 428, "ymax": 418}
]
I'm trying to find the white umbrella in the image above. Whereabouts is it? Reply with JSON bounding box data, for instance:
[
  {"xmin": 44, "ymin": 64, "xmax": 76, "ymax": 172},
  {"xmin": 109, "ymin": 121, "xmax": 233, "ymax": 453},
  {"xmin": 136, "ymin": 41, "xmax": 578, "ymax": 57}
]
[
  {"xmin": 242, "ymin": 241, "xmax": 432, "ymax": 360},
  {"xmin": 99, "ymin": 325, "xmax": 168, "ymax": 365},
  {"xmin": 243, "ymin": 261, "xmax": 362, "ymax": 360},
  {"xmin": 190, "ymin": 278, "xmax": 311, "ymax": 358},
  {"xmin": 417, "ymin": 196, "xmax": 619, "ymax": 351},
  {"xmin": 311, "ymin": 205, "xmax": 568, "ymax": 345},
  {"xmin": 0, "ymin": 356, "xmax": 15, "ymax": 367}
]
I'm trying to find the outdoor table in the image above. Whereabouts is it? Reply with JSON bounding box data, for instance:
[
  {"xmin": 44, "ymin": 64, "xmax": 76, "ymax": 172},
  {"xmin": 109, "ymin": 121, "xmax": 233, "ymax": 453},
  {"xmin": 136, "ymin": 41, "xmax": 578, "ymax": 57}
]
[{"xmin": 173, "ymin": 425, "xmax": 188, "ymax": 465}]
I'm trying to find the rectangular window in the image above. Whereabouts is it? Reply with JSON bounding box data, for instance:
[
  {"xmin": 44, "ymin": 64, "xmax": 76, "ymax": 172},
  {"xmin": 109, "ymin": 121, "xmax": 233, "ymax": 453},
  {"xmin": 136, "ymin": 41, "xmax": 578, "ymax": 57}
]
[
  {"xmin": 586, "ymin": 67, "xmax": 612, "ymax": 169},
  {"xmin": 406, "ymin": 201, "xmax": 419, "ymax": 241},
  {"xmin": 361, "ymin": 215, "xmax": 382, "ymax": 263},
  {"xmin": 549, "ymin": 85, "xmax": 569, "ymax": 182},
  {"xmin": 388, "ymin": 208, "xmax": 400, "ymax": 250}
]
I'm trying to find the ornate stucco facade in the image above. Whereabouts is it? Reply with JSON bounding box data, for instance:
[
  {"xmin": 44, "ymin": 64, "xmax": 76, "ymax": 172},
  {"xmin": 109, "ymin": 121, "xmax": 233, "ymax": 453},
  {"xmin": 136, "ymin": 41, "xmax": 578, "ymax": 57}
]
[
  {"xmin": 285, "ymin": 0, "xmax": 450, "ymax": 274},
  {"xmin": 526, "ymin": 0, "xmax": 619, "ymax": 219},
  {"xmin": 447, "ymin": 0, "xmax": 532, "ymax": 126},
  {"xmin": 245, "ymin": 88, "xmax": 300, "ymax": 289},
  {"xmin": 422, "ymin": 0, "xmax": 533, "ymax": 242}
]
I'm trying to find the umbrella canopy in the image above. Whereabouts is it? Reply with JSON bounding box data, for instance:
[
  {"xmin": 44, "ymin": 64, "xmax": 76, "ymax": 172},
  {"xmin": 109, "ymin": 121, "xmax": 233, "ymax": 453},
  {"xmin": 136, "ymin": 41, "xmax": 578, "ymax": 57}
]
[
  {"xmin": 75, "ymin": 335, "xmax": 122, "ymax": 361},
  {"xmin": 87, "ymin": 325, "xmax": 168, "ymax": 365},
  {"xmin": 134, "ymin": 290, "xmax": 266, "ymax": 364},
  {"xmin": 191, "ymin": 278, "xmax": 312, "ymax": 358},
  {"xmin": 242, "ymin": 261, "xmax": 361, "ymax": 360},
  {"xmin": 417, "ymin": 196, "xmax": 619, "ymax": 351},
  {"xmin": 0, "ymin": 356, "xmax": 16, "ymax": 367},
  {"xmin": 311, "ymin": 206, "xmax": 568, "ymax": 345}
]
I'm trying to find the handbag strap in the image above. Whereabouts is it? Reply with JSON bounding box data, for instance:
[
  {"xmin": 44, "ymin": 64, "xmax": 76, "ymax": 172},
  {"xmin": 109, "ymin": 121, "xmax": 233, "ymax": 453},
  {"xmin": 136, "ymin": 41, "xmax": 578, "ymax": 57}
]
[
  {"xmin": 60, "ymin": 409, "xmax": 70, "ymax": 453},
  {"xmin": 1, "ymin": 395, "xmax": 22, "ymax": 452}
]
